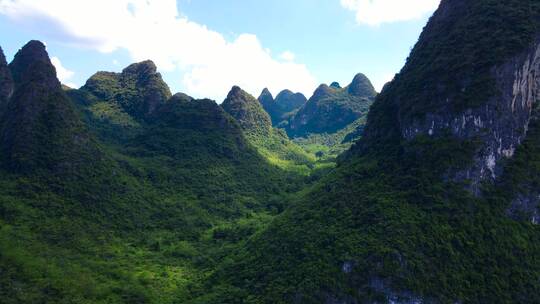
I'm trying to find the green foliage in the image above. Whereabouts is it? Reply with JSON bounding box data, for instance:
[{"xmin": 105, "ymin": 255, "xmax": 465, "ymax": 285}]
[
  {"xmin": 82, "ymin": 61, "xmax": 171, "ymax": 120},
  {"xmin": 190, "ymin": 1, "xmax": 540, "ymax": 303},
  {"xmin": 200, "ymin": 132, "xmax": 540, "ymax": 303},
  {"xmin": 222, "ymin": 86, "xmax": 317, "ymax": 174},
  {"xmin": 285, "ymin": 73, "xmax": 376, "ymax": 139},
  {"xmin": 4, "ymin": 1, "xmax": 540, "ymax": 302},
  {"xmin": 294, "ymin": 117, "xmax": 367, "ymax": 161},
  {"xmin": 258, "ymin": 89, "xmax": 307, "ymax": 126},
  {"xmin": 384, "ymin": 0, "xmax": 540, "ymax": 122},
  {"xmin": 0, "ymin": 50, "xmax": 312, "ymax": 304}
]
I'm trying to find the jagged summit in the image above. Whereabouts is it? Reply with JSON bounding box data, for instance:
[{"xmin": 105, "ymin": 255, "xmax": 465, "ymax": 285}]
[
  {"xmin": 222, "ymin": 86, "xmax": 272, "ymax": 135},
  {"xmin": 347, "ymin": 73, "xmax": 376, "ymax": 97},
  {"xmin": 9, "ymin": 40, "xmax": 59, "ymax": 88},
  {"xmin": 0, "ymin": 40, "xmax": 99, "ymax": 174},
  {"xmin": 82, "ymin": 60, "xmax": 171, "ymax": 119},
  {"xmin": 260, "ymin": 87, "xmax": 272, "ymax": 97},
  {"xmin": 122, "ymin": 60, "xmax": 158, "ymax": 75}
]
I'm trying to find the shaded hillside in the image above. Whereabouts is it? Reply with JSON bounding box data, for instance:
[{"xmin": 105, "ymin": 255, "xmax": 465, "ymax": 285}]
[
  {"xmin": 0, "ymin": 41, "xmax": 104, "ymax": 177},
  {"xmin": 196, "ymin": 1, "xmax": 540, "ymax": 303},
  {"xmin": 258, "ymin": 88, "xmax": 307, "ymax": 126}
]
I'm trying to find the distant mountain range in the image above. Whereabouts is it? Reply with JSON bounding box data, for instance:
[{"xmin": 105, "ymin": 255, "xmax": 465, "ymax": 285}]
[{"xmin": 257, "ymin": 73, "xmax": 377, "ymax": 160}]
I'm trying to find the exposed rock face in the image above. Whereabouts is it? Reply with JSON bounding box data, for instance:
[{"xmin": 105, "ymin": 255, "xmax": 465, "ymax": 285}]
[
  {"xmin": 1, "ymin": 40, "xmax": 98, "ymax": 173},
  {"xmin": 0, "ymin": 46, "xmax": 13, "ymax": 106},
  {"xmin": 287, "ymin": 75, "xmax": 375, "ymax": 138},
  {"xmin": 82, "ymin": 60, "xmax": 171, "ymax": 119},
  {"xmin": 222, "ymin": 86, "xmax": 272, "ymax": 135},
  {"xmin": 402, "ymin": 39, "xmax": 540, "ymax": 193},
  {"xmin": 508, "ymin": 193, "xmax": 540, "ymax": 224}
]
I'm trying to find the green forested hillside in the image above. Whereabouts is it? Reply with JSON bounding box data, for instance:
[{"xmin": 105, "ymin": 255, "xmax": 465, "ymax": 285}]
[
  {"xmin": 0, "ymin": 41, "xmax": 310, "ymax": 303},
  {"xmin": 192, "ymin": 0, "xmax": 540, "ymax": 303},
  {"xmin": 257, "ymin": 88, "xmax": 307, "ymax": 126},
  {"xmin": 222, "ymin": 86, "xmax": 316, "ymax": 173},
  {"xmin": 2, "ymin": 0, "xmax": 540, "ymax": 303},
  {"xmin": 285, "ymin": 73, "xmax": 376, "ymax": 138}
]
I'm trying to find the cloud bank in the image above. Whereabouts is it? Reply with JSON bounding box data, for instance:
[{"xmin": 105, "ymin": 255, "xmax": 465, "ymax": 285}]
[
  {"xmin": 341, "ymin": 0, "xmax": 440, "ymax": 26},
  {"xmin": 0, "ymin": 0, "xmax": 317, "ymax": 101}
]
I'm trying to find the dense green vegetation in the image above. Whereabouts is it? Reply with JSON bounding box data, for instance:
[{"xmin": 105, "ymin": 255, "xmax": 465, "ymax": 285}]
[
  {"xmin": 187, "ymin": 0, "xmax": 540, "ymax": 302},
  {"xmin": 222, "ymin": 86, "xmax": 316, "ymax": 174},
  {"xmin": 0, "ymin": 42, "xmax": 313, "ymax": 303},
  {"xmin": 285, "ymin": 73, "xmax": 376, "ymax": 138},
  {"xmin": 293, "ymin": 116, "xmax": 366, "ymax": 161},
  {"xmin": 257, "ymin": 88, "xmax": 307, "ymax": 126},
  {"xmin": 387, "ymin": 0, "xmax": 540, "ymax": 121},
  {"xmin": 3, "ymin": 0, "xmax": 540, "ymax": 303}
]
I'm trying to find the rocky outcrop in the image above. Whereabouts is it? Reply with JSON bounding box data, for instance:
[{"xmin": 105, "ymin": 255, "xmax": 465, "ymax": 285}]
[
  {"xmin": 402, "ymin": 38, "xmax": 540, "ymax": 193},
  {"xmin": 82, "ymin": 60, "xmax": 171, "ymax": 120}
]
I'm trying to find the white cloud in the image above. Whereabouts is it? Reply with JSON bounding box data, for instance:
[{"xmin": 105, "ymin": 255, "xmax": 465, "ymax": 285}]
[
  {"xmin": 341, "ymin": 0, "xmax": 440, "ymax": 26},
  {"xmin": 0, "ymin": 0, "xmax": 317, "ymax": 101},
  {"xmin": 50, "ymin": 56, "xmax": 77, "ymax": 87},
  {"xmin": 280, "ymin": 51, "xmax": 295, "ymax": 62},
  {"xmin": 371, "ymin": 72, "xmax": 395, "ymax": 92}
]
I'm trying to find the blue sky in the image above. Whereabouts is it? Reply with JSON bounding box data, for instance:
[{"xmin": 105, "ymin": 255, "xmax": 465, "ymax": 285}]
[{"xmin": 0, "ymin": 0, "xmax": 440, "ymax": 102}]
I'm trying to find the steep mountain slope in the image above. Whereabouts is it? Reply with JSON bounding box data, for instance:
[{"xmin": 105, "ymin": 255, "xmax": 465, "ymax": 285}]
[
  {"xmin": 286, "ymin": 73, "xmax": 376, "ymax": 138},
  {"xmin": 222, "ymin": 86, "xmax": 315, "ymax": 172},
  {"xmin": 196, "ymin": 1, "xmax": 540, "ymax": 303},
  {"xmin": 0, "ymin": 44, "xmax": 307, "ymax": 303},
  {"xmin": 222, "ymin": 86, "xmax": 273, "ymax": 137},
  {"xmin": 0, "ymin": 41, "xmax": 103, "ymax": 176},
  {"xmin": 258, "ymin": 88, "xmax": 307, "ymax": 126}
]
